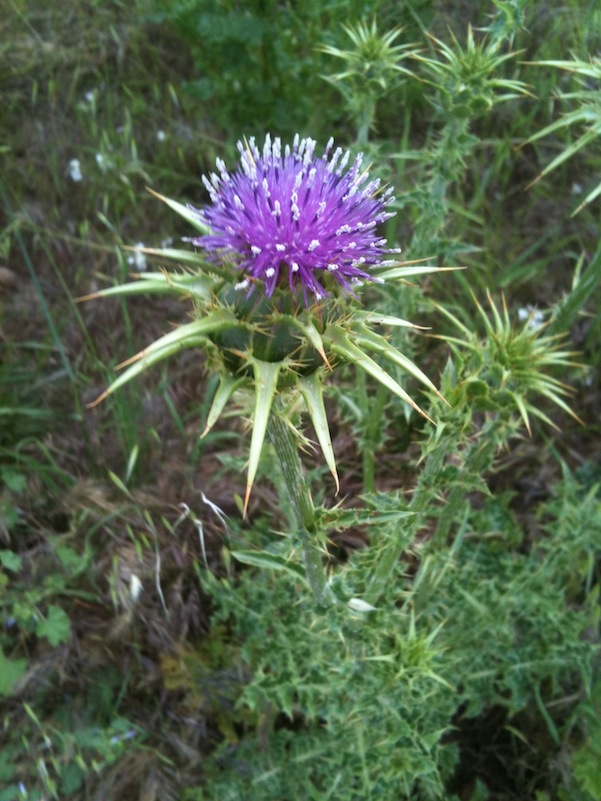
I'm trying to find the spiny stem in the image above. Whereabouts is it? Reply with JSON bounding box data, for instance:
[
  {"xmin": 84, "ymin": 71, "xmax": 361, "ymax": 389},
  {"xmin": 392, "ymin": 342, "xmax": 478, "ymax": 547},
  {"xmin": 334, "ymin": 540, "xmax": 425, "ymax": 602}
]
[
  {"xmin": 358, "ymin": 376, "xmax": 389, "ymax": 494},
  {"xmin": 431, "ymin": 435, "xmax": 496, "ymax": 548},
  {"xmin": 366, "ymin": 416, "xmax": 509, "ymax": 604},
  {"xmin": 356, "ymin": 97, "xmax": 376, "ymax": 146},
  {"xmin": 267, "ymin": 404, "xmax": 336, "ymax": 607},
  {"xmin": 365, "ymin": 434, "xmax": 451, "ymax": 605}
]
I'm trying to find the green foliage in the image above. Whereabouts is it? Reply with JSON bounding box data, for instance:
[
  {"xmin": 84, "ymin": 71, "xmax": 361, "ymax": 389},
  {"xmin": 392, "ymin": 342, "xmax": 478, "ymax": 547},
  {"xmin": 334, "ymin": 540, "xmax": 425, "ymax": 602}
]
[
  {"xmin": 568, "ymin": 680, "xmax": 601, "ymax": 800},
  {"xmin": 418, "ymin": 487, "xmax": 598, "ymax": 718},
  {"xmin": 149, "ymin": 0, "xmax": 388, "ymax": 138},
  {"xmin": 0, "ymin": 706, "xmax": 144, "ymax": 800},
  {"xmin": 0, "ymin": 648, "xmax": 28, "ymax": 697},
  {"xmin": 0, "ymin": 536, "xmax": 95, "ymax": 693},
  {"xmin": 482, "ymin": 0, "xmax": 528, "ymax": 45},
  {"xmin": 189, "ymin": 462, "xmax": 599, "ymax": 800},
  {"xmin": 194, "ymin": 567, "xmax": 456, "ymax": 801},
  {"xmin": 546, "ymin": 246, "xmax": 601, "ymax": 367}
]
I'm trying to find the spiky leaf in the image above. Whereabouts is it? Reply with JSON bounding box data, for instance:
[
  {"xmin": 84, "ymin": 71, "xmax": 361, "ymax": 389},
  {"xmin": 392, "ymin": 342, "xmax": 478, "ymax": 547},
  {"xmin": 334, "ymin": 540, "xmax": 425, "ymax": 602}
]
[
  {"xmin": 324, "ymin": 327, "xmax": 433, "ymax": 422},
  {"xmin": 376, "ymin": 265, "xmax": 458, "ymax": 281},
  {"xmin": 355, "ymin": 310, "xmax": 428, "ymax": 329},
  {"xmin": 201, "ymin": 374, "xmax": 247, "ymax": 438},
  {"xmin": 91, "ymin": 311, "xmax": 239, "ymax": 406},
  {"xmin": 147, "ymin": 188, "xmax": 212, "ymax": 234},
  {"xmin": 297, "ymin": 372, "xmax": 339, "ymax": 492},
  {"xmin": 78, "ymin": 271, "xmax": 213, "ymax": 302},
  {"xmin": 231, "ymin": 550, "xmax": 307, "ymax": 582},
  {"xmin": 354, "ymin": 325, "xmax": 447, "ymax": 403},
  {"xmin": 245, "ymin": 359, "xmax": 283, "ymax": 515}
]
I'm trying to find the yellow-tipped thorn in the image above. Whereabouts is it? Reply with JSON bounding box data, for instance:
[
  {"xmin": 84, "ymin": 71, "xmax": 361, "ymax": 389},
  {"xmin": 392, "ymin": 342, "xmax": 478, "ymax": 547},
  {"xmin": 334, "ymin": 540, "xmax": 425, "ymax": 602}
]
[
  {"xmin": 319, "ymin": 348, "xmax": 333, "ymax": 371},
  {"xmin": 76, "ymin": 291, "xmax": 102, "ymax": 303},
  {"xmin": 86, "ymin": 390, "xmax": 109, "ymax": 409},
  {"xmin": 525, "ymin": 174, "xmax": 543, "ymax": 191},
  {"xmin": 115, "ymin": 351, "xmax": 145, "ymax": 370},
  {"xmin": 394, "ymin": 255, "xmax": 436, "ymax": 266},
  {"xmin": 145, "ymin": 186, "xmax": 168, "ymax": 203},
  {"xmin": 243, "ymin": 484, "xmax": 252, "ymax": 519}
]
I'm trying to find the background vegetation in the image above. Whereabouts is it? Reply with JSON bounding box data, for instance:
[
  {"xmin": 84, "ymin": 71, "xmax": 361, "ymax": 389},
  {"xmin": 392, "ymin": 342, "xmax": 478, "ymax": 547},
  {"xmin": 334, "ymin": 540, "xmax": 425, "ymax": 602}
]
[{"xmin": 1, "ymin": 0, "xmax": 600, "ymax": 799}]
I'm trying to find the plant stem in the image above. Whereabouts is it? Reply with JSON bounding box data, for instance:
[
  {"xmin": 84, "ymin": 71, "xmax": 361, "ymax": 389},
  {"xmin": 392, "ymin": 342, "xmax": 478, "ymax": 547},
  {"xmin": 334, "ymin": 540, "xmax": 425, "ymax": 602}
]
[
  {"xmin": 430, "ymin": 433, "xmax": 496, "ymax": 548},
  {"xmin": 361, "ymin": 380, "xmax": 389, "ymax": 494},
  {"xmin": 365, "ymin": 433, "xmax": 451, "ymax": 605},
  {"xmin": 267, "ymin": 405, "xmax": 336, "ymax": 607},
  {"xmin": 410, "ymin": 116, "xmax": 472, "ymax": 258},
  {"xmin": 366, "ymin": 416, "xmax": 510, "ymax": 603},
  {"xmin": 356, "ymin": 97, "xmax": 375, "ymax": 146}
]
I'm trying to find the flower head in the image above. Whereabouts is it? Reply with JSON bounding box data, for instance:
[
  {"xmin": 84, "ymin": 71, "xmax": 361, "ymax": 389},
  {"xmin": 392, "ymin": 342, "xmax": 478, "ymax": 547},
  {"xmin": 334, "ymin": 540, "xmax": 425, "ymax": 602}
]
[
  {"xmin": 436, "ymin": 291, "xmax": 582, "ymax": 435},
  {"xmin": 84, "ymin": 136, "xmax": 447, "ymax": 512},
  {"xmin": 190, "ymin": 134, "xmax": 396, "ymax": 304}
]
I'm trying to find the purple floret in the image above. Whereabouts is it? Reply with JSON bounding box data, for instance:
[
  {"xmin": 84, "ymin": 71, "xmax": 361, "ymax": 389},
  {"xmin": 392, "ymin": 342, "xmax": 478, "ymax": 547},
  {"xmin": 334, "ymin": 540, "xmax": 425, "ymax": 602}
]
[{"xmin": 189, "ymin": 134, "xmax": 396, "ymax": 304}]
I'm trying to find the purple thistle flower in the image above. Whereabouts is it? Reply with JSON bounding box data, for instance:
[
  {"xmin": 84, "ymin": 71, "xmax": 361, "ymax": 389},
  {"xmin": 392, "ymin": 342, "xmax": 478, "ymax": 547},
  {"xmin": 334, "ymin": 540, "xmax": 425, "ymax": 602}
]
[{"xmin": 190, "ymin": 134, "xmax": 396, "ymax": 304}]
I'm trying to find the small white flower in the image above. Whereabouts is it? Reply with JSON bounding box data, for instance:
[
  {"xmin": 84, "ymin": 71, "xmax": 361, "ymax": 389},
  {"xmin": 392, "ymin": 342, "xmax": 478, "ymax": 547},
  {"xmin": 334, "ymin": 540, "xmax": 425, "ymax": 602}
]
[
  {"xmin": 85, "ymin": 90, "xmax": 95, "ymax": 104},
  {"xmin": 68, "ymin": 159, "xmax": 83, "ymax": 182},
  {"xmin": 157, "ymin": 130, "xmax": 166, "ymax": 142},
  {"xmin": 127, "ymin": 243, "xmax": 147, "ymax": 272},
  {"xmin": 129, "ymin": 574, "xmax": 143, "ymax": 602},
  {"xmin": 95, "ymin": 153, "xmax": 107, "ymax": 172},
  {"xmin": 571, "ymin": 182, "xmax": 583, "ymax": 195},
  {"xmin": 518, "ymin": 305, "xmax": 544, "ymax": 329}
]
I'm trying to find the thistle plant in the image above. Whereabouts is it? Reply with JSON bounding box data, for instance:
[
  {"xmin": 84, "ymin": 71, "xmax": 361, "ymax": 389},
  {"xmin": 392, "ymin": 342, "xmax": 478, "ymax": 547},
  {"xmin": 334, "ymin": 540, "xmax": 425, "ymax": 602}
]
[
  {"xmin": 481, "ymin": 0, "xmax": 528, "ymax": 46},
  {"xmin": 437, "ymin": 291, "xmax": 583, "ymax": 435},
  {"xmin": 319, "ymin": 20, "xmax": 418, "ymax": 145},
  {"xmin": 83, "ymin": 135, "xmax": 444, "ymax": 606},
  {"xmin": 408, "ymin": 26, "xmax": 530, "ymax": 256},
  {"xmin": 419, "ymin": 26, "xmax": 529, "ymax": 121},
  {"xmin": 364, "ymin": 291, "xmax": 582, "ymax": 603},
  {"xmin": 356, "ymin": 27, "xmax": 530, "ymax": 492}
]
